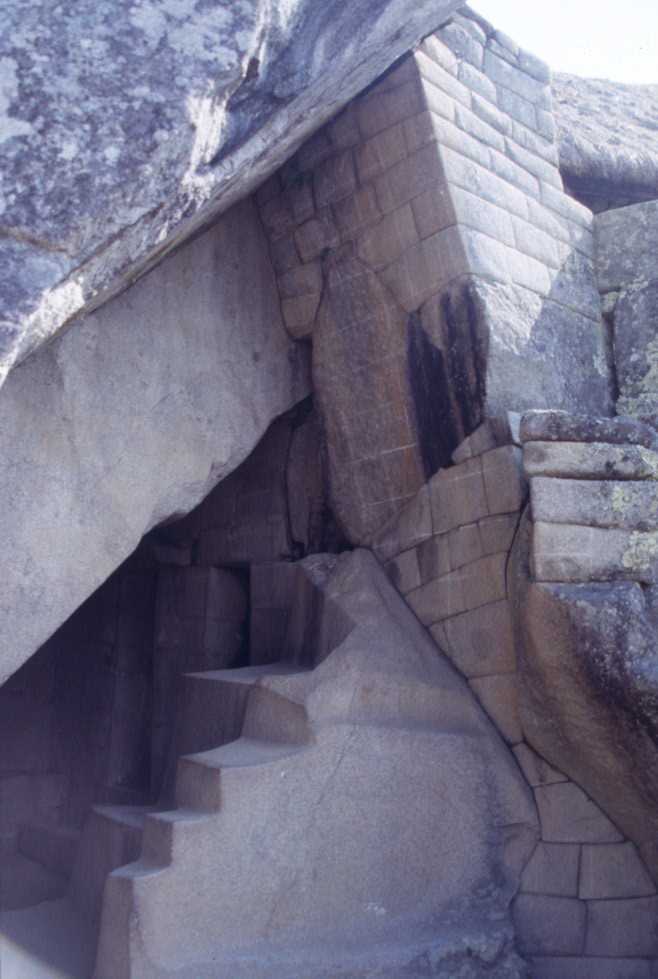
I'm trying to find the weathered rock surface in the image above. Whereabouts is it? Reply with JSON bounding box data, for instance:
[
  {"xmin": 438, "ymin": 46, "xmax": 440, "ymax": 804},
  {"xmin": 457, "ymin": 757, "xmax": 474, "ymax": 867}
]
[
  {"xmin": 0, "ymin": 196, "xmax": 309, "ymax": 685},
  {"xmin": 0, "ymin": 0, "xmax": 464, "ymax": 389},
  {"xmin": 553, "ymin": 74, "xmax": 658, "ymax": 212}
]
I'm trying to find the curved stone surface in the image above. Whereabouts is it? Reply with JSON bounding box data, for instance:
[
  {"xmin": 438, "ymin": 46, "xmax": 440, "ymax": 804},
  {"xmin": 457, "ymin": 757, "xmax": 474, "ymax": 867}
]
[
  {"xmin": 0, "ymin": 0, "xmax": 464, "ymax": 389},
  {"xmin": 554, "ymin": 74, "xmax": 658, "ymax": 212},
  {"xmin": 0, "ymin": 196, "xmax": 309, "ymax": 685}
]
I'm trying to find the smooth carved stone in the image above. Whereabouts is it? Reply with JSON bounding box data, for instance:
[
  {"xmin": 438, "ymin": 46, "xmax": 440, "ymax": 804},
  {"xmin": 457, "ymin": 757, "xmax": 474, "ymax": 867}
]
[
  {"xmin": 520, "ymin": 842, "xmax": 580, "ymax": 897},
  {"xmin": 469, "ymin": 673, "xmax": 523, "ymax": 745},
  {"xmin": 0, "ymin": 0, "xmax": 465, "ymax": 389},
  {"xmin": 520, "ymin": 411, "xmax": 658, "ymax": 450},
  {"xmin": 531, "ymin": 478, "xmax": 658, "ymax": 531},
  {"xmin": 533, "ymin": 782, "xmax": 623, "ymax": 844},
  {"xmin": 530, "ymin": 958, "xmax": 651, "ymax": 979},
  {"xmin": 513, "ymin": 894, "xmax": 586, "ymax": 956},
  {"xmin": 579, "ymin": 843, "xmax": 656, "ymax": 900},
  {"xmin": 524, "ymin": 441, "xmax": 658, "ymax": 481},
  {"xmin": 442, "ymin": 600, "xmax": 517, "ymax": 678},
  {"xmin": 585, "ymin": 897, "xmax": 658, "ymax": 957},
  {"xmin": 512, "ymin": 744, "xmax": 567, "ymax": 789}
]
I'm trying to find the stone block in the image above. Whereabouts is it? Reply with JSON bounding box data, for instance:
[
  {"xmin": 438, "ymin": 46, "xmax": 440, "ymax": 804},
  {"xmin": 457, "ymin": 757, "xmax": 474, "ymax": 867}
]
[
  {"xmin": 585, "ymin": 897, "xmax": 658, "ymax": 957},
  {"xmin": 541, "ymin": 182, "xmax": 592, "ymax": 229},
  {"xmin": 380, "ymin": 226, "xmax": 466, "ymax": 311},
  {"xmin": 520, "ymin": 411, "xmax": 658, "ymax": 450},
  {"xmin": 386, "ymin": 548, "xmax": 421, "ymax": 596},
  {"xmin": 484, "ymin": 49, "xmax": 548, "ymax": 104},
  {"xmin": 294, "ymin": 208, "xmax": 340, "ymax": 261},
  {"xmin": 491, "ymin": 149, "xmax": 541, "ymax": 202},
  {"xmin": 513, "ymin": 744, "xmax": 567, "ymax": 788},
  {"xmin": 270, "ymin": 233, "xmax": 300, "ymax": 274},
  {"xmin": 531, "ymin": 477, "xmax": 658, "ymax": 531},
  {"xmin": 313, "ymin": 150, "xmax": 356, "ymax": 207},
  {"xmin": 255, "ymin": 173, "xmax": 281, "ymax": 207},
  {"xmin": 512, "ymin": 217, "xmax": 561, "ymax": 269},
  {"xmin": 356, "ymin": 205, "xmax": 418, "ymax": 271},
  {"xmin": 506, "ymin": 139, "xmax": 562, "ymax": 189},
  {"xmin": 479, "ymin": 514, "xmax": 518, "ymax": 555},
  {"xmin": 532, "ymin": 521, "xmax": 658, "ymax": 584},
  {"xmin": 374, "ymin": 141, "xmax": 444, "ymax": 215},
  {"xmin": 260, "ymin": 193, "xmax": 295, "ymax": 239},
  {"xmin": 524, "ymin": 441, "xmax": 658, "ymax": 482},
  {"xmin": 579, "ymin": 843, "xmax": 656, "ymax": 900},
  {"xmin": 281, "ymin": 295, "xmax": 321, "ymax": 339},
  {"xmin": 409, "ymin": 181, "xmax": 455, "ymax": 239},
  {"xmin": 443, "ymin": 600, "xmax": 516, "ymax": 677},
  {"xmin": 521, "ymin": 842, "xmax": 580, "ymax": 896},
  {"xmin": 452, "ymin": 422, "xmax": 498, "ymax": 463},
  {"xmin": 430, "ymin": 459, "xmax": 489, "ymax": 534},
  {"xmin": 416, "ymin": 534, "xmax": 451, "ymax": 584},
  {"xmin": 278, "ymin": 262, "xmax": 323, "ymax": 300},
  {"xmin": 460, "ymin": 553, "xmax": 508, "ymax": 610},
  {"xmin": 469, "ymin": 673, "xmax": 522, "ymax": 743},
  {"xmin": 414, "ymin": 50, "xmax": 471, "ymax": 108},
  {"xmin": 419, "ymin": 34, "xmax": 459, "ymax": 75},
  {"xmin": 296, "ymin": 129, "xmax": 334, "ymax": 172},
  {"xmin": 461, "ymin": 228, "xmax": 511, "ymax": 282},
  {"xmin": 531, "ymin": 958, "xmax": 650, "ymax": 979},
  {"xmin": 355, "ymin": 123, "xmax": 407, "ymax": 182},
  {"xmin": 471, "ymin": 93, "xmax": 512, "ymax": 137},
  {"xmin": 332, "ymin": 186, "xmax": 381, "ymax": 237},
  {"xmin": 595, "ymin": 200, "xmax": 658, "ymax": 292},
  {"xmin": 505, "ymin": 246, "xmax": 552, "ymax": 296},
  {"xmin": 534, "ymin": 782, "xmax": 623, "ymax": 843},
  {"xmin": 438, "ymin": 22, "xmax": 484, "ymax": 69},
  {"xmin": 327, "ymin": 105, "xmax": 361, "ymax": 150},
  {"xmin": 406, "ymin": 570, "xmax": 467, "ymax": 625},
  {"xmin": 457, "ymin": 62, "xmax": 496, "ymax": 103},
  {"xmin": 427, "ymin": 113, "xmax": 492, "ymax": 169},
  {"xmin": 513, "ymin": 894, "xmax": 586, "ymax": 955},
  {"xmin": 482, "ymin": 445, "xmax": 525, "ymax": 515},
  {"xmin": 447, "ymin": 523, "xmax": 482, "ymax": 570},
  {"xmin": 451, "ymin": 186, "xmax": 516, "ymax": 248},
  {"xmin": 455, "ymin": 102, "xmax": 505, "ymax": 152},
  {"xmin": 518, "ymin": 50, "xmax": 550, "ymax": 84},
  {"xmin": 285, "ymin": 178, "xmax": 315, "ymax": 224},
  {"xmin": 372, "ymin": 484, "xmax": 432, "ymax": 562},
  {"xmin": 440, "ymin": 146, "xmax": 529, "ymax": 221},
  {"xmin": 511, "ymin": 121, "xmax": 559, "ymax": 166},
  {"xmin": 496, "ymin": 86, "xmax": 537, "ymax": 132},
  {"xmin": 357, "ymin": 80, "xmax": 425, "ymax": 139}
]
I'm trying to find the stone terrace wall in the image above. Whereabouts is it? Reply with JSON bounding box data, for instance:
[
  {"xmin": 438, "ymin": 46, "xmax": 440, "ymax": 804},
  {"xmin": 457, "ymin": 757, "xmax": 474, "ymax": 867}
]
[
  {"xmin": 371, "ymin": 415, "xmax": 658, "ymax": 974},
  {"xmin": 256, "ymin": 6, "xmax": 611, "ymax": 546}
]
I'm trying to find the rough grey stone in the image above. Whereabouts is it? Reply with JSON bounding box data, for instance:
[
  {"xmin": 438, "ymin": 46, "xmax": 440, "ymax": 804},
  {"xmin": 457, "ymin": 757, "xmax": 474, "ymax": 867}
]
[
  {"xmin": 524, "ymin": 441, "xmax": 658, "ymax": 481},
  {"xmin": 0, "ymin": 0, "xmax": 465, "ymax": 390},
  {"xmin": 596, "ymin": 200, "xmax": 658, "ymax": 292},
  {"xmin": 614, "ymin": 281, "xmax": 658, "ymax": 421},
  {"xmin": 0, "ymin": 198, "xmax": 309, "ymax": 684},
  {"xmin": 520, "ymin": 411, "xmax": 658, "ymax": 451},
  {"xmin": 531, "ymin": 477, "xmax": 658, "ymax": 531},
  {"xmin": 554, "ymin": 74, "xmax": 658, "ymax": 213},
  {"xmin": 531, "ymin": 958, "xmax": 651, "ymax": 979},
  {"xmin": 532, "ymin": 521, "xmax": 658, "ymax": 584}
]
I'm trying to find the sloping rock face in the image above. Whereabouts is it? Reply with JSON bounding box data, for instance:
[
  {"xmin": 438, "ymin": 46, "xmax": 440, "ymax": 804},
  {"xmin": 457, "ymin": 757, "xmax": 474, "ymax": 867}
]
[
  {"xmin": 0, "ymin": 0, "xmax": 464, "ymax": 390},
  {"xmin": 596, "ymin": 200, "xmax": 658, "ymax": 421},
  {"xmin": 0, "ymin": 196, "xmax": 309, "ymax": 685},
  {"xmin": 553, "ymin": 74, "xmax": 658, "ymax": 212}
]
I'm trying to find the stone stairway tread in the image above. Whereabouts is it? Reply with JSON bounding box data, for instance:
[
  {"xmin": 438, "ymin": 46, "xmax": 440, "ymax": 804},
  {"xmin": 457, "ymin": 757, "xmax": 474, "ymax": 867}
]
[
  {"xmin": 92, "ymin": 804, "xmax": 155, "ymax": 830},
  {"xmin": 185, "ymin": 663, "xmax": 310, "ymax": 683},
  {"xmin": 182, "ymin": 736, "xmax": 308, "ymax": 770}
]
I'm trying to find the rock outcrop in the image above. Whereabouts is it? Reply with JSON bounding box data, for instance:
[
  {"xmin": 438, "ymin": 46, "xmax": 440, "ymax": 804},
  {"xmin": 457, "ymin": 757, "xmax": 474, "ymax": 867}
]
[
  {"xmin": 0, "ymin": 0, "xmax": 464, "ymax": 390},
  {"xmin": 553, "ymin": 74, "xmax": 658, "ymax": 212},
  {"xmin": 0, "ymin": 196, "xmax": 309, "ymax": 684}
]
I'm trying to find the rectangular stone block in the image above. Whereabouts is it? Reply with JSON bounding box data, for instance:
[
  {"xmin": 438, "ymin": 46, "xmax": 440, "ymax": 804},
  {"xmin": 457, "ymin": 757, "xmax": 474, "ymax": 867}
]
[
  {"xmin": 357, "ymin": 80, "xmax": 425, "ymax": 139},
  {"xmin": 327, "ymin": 104, "xmax": 361, "ymax": 150},
  {"xmin": 374, "ymin": 141, "xmax": 444, "ymax": 215},
  {"xmin": 520, "ymin": 410, "xmax": 657, "ymax": 449},
  {"xmin": 506, "ymin": 138, "xmax": 562, "ymax": 189},
  {"xmin": 484, "ymin": 49, "xmax": 549, "ymax": 104},
  {"xmin": 534, "ymin": 782, "xmax": 623, "ymax": 843},
  {"xmin": 294, "ymin": 208, "xmax": 340, "ymax": 262},
  {"xmin": 521, "ymin": 842, "xmax": 580, "ymax": 896},
  {"xmin": 414, "ymin": 49, "xmax": 471, "ymax": 108},
  {"xmin": 440, "ymin": 145, "xmax": 529, "ymax": 221},
  {"xmin": 333, "ymin": 185, "xmax": 381, "ymax": 237},
  {"xmin": 447, "ymin": 523, "xmax": 482, "ymax": 569},
  {"xmin": 451, "ymin": 186, "xmax": 516, "ymax": 248},
  {"xmin": 406, "ymin": 569, "xmax": 468, "ymax": 625},
  {"xmin": 479, "ymin": 513, "xmax": 518, "ymax": 555},
  {"xmin": 505, "ymin": 246, "xmax": 552, "ymax": 295},
  {"xmin": 420, "ymin": 34, "xmax": 459, "ymax": 75},
  {"xmin": 511, "ymin": 119, "xmax": 559, "ymax": 166},
  {"xmin": 469, "ymin": 672, "xmax": 522, "ymax": 743},
  {"xmin": 524, "ymin": 441, "xmax": 658, "ymax": 481},
  {"xmin": 427, "ymin": 113, "xmax": 492, "ymax": 168},
  {"xmin": 409, "ymin": 181, "xmax": 455, "ymax": 239},
  {"xmin": 512, "ymin": 216, "xmax": 561, "ymax": 269},
  {"xmin": 532, "ymin": 521, "xmax": 658, "ymax": 584},
  {"xmin": 355, "ymin": 123, "xmax": 407, "ymax": 183},
  {"xmin": 372, "ymin": 483, "xmax": 432, "ymax": 562},
  {"xmin": 380, "ymin": 226, "xmax": 467, "ymax": 311},
  {"xmin": 531, "ymin": 477, "xmax": 658, "ymax": 531},
  {"xmin": 457, "ymin": 62, "xmax": 496, "ymax": 103},
  {"xmin": 497, "ymin": 85, "xmax": 537, "ymax": 132},
  {"xmin": 438, "ymin": 22, "xmax": 484, "ymax": 70},
  {"xmin": 579, "ymin": 842, "xmax": 656, "ymax": 900},
  {"xmin": 430, "ymin": 458, "xmax": 489, "ymax": 534},
  {"xmin": 314, "ymin": 149, "xmax": 357, "ymax": 208},
  {"xmin": 270, "ymin": 233, "xmax": 300, "ymax": 274},
  {"xmin": 513, "ymin": 894, "xmax": 586, "ymax": 955},
  {"xmin": 285, "ymin": 178, "xmax": 315, "ymax": 224},
  {"xmin": 585, "ymin": 897, "xmax": 658, "ymax": 957},
  {"xmin": 460, "ymin": 552, "xmax": 508, "ymax": 611},
  {"xmin": 417, "ymin": 534, "xmax": 451, "ymax": 583},
  {"xmin": 471, "ymin": 92, "xmax": 512, "ymax": 136},
  {"xmin": 386, "ymin": 547, "xmax": 421, "ymax": 596},
  {"xmin": 541, "ymin": 181, "xmax": 593, "ymax": 230},
  {"xmin": 443, "ymin": 599, "xmax": 516, "ymax": 677},
  {"xmin": 482, "ymin": 445, "xmax": 525, "ymax": 514},
  {"xmin": 356, "ymin": 204, "xmax": 418, "ymax": 271}
]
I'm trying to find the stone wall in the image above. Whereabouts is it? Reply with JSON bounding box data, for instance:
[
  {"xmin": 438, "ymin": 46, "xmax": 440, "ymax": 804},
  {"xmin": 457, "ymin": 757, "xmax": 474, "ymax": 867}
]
[
  {"xmin": 369, "ymin": 415, "xmax": 658, "ymax": 971},
  {"xmin": 257, "ymin": 6, "xmax": 610, "ymax": 546}
]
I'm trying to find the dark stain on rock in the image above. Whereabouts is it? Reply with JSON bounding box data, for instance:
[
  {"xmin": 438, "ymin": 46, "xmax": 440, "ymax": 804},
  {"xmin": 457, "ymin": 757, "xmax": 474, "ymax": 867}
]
[{"xmin": 407, "ymin": 312, "xmax": 455, "ymax": 479}]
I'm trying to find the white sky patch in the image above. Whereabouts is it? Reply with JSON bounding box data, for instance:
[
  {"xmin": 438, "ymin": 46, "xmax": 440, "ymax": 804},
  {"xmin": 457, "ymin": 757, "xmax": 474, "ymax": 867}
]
[{"xmin": 472, "ymin": 0, "xmax": 658, "ymax": 84}]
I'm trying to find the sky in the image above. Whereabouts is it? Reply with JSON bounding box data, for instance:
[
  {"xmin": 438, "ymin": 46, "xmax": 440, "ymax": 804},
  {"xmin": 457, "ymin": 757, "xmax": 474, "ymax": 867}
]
[{"xmin": 471, "ymin": 0, "xmax": 658, "ymax": 84}]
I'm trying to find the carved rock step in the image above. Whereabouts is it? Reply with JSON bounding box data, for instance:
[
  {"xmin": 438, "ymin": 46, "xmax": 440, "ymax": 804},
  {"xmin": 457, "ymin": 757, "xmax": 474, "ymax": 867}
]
[{"xmin": 18, "ymin": 821, "xmax": 80, "ymax": 880}]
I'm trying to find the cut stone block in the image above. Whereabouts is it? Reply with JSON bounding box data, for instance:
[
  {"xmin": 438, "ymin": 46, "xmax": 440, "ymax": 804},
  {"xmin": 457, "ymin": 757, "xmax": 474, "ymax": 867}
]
[
  {"xmin": 479, "ymin": 513, "xmax": 518, "ymax": 555},
  {"xmin": 513, "ymin": 894, "xmax": 586, "ymax": 956},
  {"xmin": 524, "ymin": 441, "xmax": 658, "ymax": 481},
  {"xmin": 416, "ymin": 535, "xmax": 451, "ymax": 584},
  {"xmin": 520, "ymin": 411, "xmax": 658, "ymax": 451},
  {"xmin": 356, "ymin": 80, "xmax": 425, "ymax": 139},
  {"xmin": 355, "ymin": 123, "xmax": 407, "ymax": 182},
  {"xmin": 513, "ymin": 744, "xmax": 567, "ymax": 788},
  {"xmin": 356, "ymin": 205, "xmax": 419, "ymax": 271},
  {"xmin": 407, "ymin": 553, "xmax": 506, "ymax": 626},
  {"xmin": 531, "ymin": 958, "xmax": 651, "ymax": 979},
  {"xmin": 470, "ymin": 673, "xmax": 522, "ymax": 744},
  {"xmin": 531, "ymin": 478, "xmax": 658, "ymax": 531},
  {"xmin": 430, "ymin": 459, "xmax": 489, "ymax": 535},
  {"xmin": 386, "ymin": 548, "xmax": 421, "ymax": 596},
  {"xmin": 585, "ymin": 896, "xmax": 658, "ymax": 957},
  {"xmin": 520, "ymin": 842, "xmax": 580, "ymax": 897},
  {"xmin": 372, "ymin": 484, "xmax": 432, "ymax": 563},
  {"xmin": 579, "ymin": 843, "xmax": 656, "ymax": 900},
  {"xmin": 314, "ymin": 150, "xmax": 357, "ymax": 208},
  {"xmin": 534, "ymin": 782, "xmax": 623, "ymax": 844},
  {"xmin": 481, "ymin": 445, "xmax": 526, "ymax": 515},
  {"xmin": 447, "ymin": 523, "xmax": 483, "ymax": 570},
  {"xmin": 443, "ymin": 600, "xmax": 516, "ymax": 677},
  {"xmin": 532, "ymin": 522, "xmax": 658, "ymax": 584}
]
